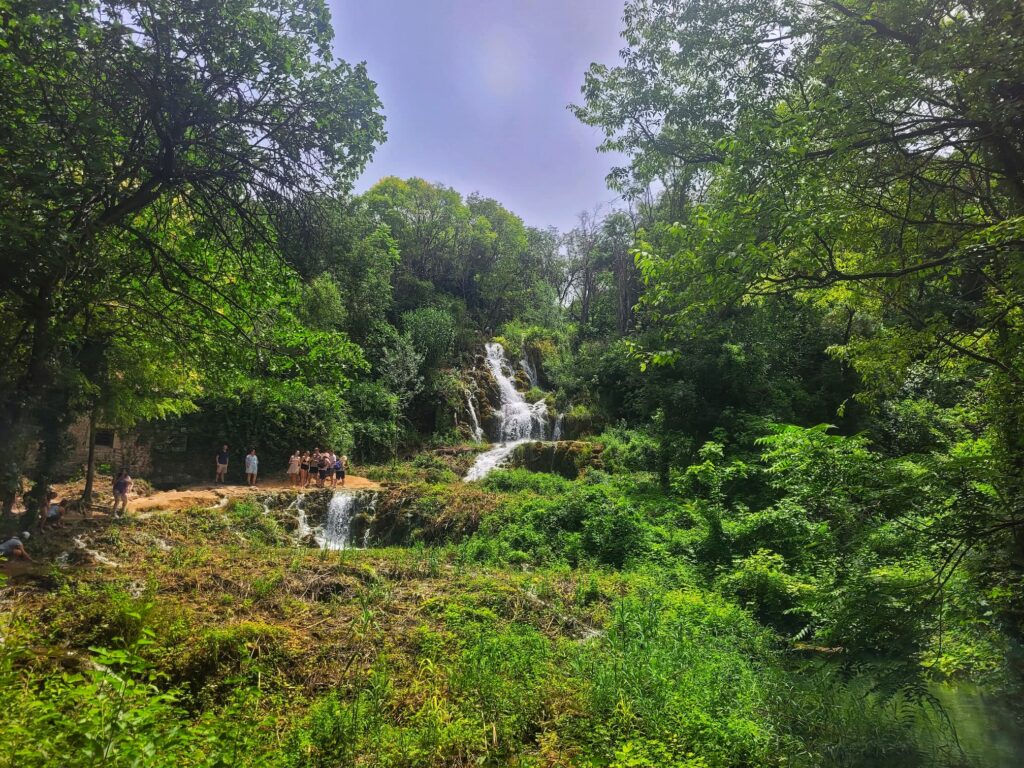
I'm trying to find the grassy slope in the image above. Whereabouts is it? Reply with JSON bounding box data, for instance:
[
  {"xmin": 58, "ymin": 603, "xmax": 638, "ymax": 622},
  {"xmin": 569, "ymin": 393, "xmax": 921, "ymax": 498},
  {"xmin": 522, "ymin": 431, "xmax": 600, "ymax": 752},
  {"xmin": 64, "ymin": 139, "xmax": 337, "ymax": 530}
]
[{"xmin": 0, "ymin": 464, "xmax": 967, "ymax": 767}]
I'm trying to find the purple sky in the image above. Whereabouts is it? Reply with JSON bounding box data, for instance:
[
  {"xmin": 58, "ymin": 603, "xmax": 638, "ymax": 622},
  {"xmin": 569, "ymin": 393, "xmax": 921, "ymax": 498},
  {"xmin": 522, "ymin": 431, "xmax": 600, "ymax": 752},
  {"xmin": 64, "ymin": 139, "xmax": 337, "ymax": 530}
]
[{"xmin": 328, "ymin": 0, "xmax": 626, "ymax": 232}]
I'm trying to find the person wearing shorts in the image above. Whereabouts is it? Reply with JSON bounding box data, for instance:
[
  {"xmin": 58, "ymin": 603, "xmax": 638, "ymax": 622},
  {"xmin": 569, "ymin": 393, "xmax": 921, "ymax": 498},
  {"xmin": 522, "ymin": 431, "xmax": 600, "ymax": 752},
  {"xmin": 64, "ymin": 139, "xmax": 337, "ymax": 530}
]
[
  {"xmin": 299, "ymin": 452, "xmax": 311, "ymax": 487},
  {"xmin": 216, "ymin": 445, "xmax": 229, "ymax": 483},
  {"xmin": 245, "ymin": 449, "xmax": 259, "ymax": 487},
  {"xmin": 334, "ymin": 453, "xmax": 346, "ymax": 487},
  {"xmin": 317, "ymin": 455, "xmax": 329, "ymax": 487},
  {"xmin": 112, "ymin": 470, "xmax": 132, "ymax": 518}
]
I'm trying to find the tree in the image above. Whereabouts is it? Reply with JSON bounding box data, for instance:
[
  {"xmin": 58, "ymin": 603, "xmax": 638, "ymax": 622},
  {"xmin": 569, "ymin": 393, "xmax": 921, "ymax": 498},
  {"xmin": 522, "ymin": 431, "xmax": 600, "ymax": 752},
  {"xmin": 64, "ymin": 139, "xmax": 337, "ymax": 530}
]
[
  {"xmin": 0, "ymin": 0, "xmax": 385, "ymax": 491},
  {"xmin": 575, "ymin": 0, "xmax": 1024, "ymax": 626}
]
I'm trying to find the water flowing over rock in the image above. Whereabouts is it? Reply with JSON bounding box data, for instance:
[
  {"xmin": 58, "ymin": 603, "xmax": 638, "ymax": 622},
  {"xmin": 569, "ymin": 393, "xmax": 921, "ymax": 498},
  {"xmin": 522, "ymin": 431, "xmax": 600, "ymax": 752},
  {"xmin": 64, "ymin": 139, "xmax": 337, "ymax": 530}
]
[
  {"xmin": 294, "ymin": 490, "xmax": 377, "ymax": 550},
  {"xmin": 520, "ymin": 351, "xmax": 540, "ymax": 389},
  {"xmin": 464, "ymin": 389, "xmax": 484, "ymax": 442},
  {"xmin": 464, "ymin": 342, "xmax": 555, "ymax": 481},
  {"xmin": 485, "ymin": 342, "xmax": 549, "ymax": 442}
]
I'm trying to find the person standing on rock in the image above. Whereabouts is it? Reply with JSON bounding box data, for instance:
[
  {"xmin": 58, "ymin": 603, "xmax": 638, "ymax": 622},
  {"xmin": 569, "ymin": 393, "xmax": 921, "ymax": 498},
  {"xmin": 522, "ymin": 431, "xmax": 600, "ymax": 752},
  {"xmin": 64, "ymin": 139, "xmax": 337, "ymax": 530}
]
[
  {"xmin": 288, "ymin": 451, "xmax": 301, "ymax": 488},
  {"xmin": 245, "ymin": 449, "xmax": 259, "ymax": 487},
  {"xmin": 215, "ymin": 444, "xmax": 230, "ymax": 484}
]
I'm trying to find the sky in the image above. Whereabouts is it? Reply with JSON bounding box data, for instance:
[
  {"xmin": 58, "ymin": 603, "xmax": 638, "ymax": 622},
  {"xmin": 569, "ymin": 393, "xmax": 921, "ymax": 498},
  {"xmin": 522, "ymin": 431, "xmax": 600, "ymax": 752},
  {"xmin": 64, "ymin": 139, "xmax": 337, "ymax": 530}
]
[{"xmin": 328, "ymin": 0, "xmax": 627, "ymax": 233}]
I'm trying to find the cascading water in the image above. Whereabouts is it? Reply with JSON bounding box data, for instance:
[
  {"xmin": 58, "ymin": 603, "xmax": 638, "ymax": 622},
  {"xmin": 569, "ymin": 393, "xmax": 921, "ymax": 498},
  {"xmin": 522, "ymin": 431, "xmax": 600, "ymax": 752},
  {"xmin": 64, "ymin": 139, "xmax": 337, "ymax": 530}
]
[
  {"xmin": 297, "ymin": 491, "xmax": 377, "ymax": 550},
  {"xmin": 318, "ymin": 493, "xmax": 358, "ymax": 550},
  {"xmin": 553, "ymin": 413, "xmax": 564, "ymax": 442},
  {"xmin": 520, "ymin": 352, "xmax": 540, "ymax": 389},
  {"xmin": 464, "ymin": 342, "xmax": 553, "ymax": 481},
  {"xmin": 465, "ymin": 390, "xmax": 484, "ymax": 442},
  {"xmin": 486, "ymin": 342, "xmax": 549, "ymax": 442}
]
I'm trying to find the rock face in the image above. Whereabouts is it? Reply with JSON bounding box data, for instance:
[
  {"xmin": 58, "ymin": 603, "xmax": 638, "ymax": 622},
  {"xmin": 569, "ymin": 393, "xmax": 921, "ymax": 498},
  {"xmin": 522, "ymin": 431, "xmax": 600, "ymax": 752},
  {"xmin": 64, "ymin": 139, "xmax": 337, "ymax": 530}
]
[{"xmin": 511, "ymin": 441, "xmax": 605, "ymax": 479}]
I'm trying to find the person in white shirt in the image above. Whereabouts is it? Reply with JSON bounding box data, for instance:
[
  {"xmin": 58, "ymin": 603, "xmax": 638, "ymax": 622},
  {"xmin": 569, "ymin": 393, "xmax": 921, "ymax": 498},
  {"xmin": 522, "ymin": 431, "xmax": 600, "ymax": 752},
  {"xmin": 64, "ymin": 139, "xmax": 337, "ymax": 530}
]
[{"xmin": 245, "ymin": 449, "xmax": 259, "ymax": 487}]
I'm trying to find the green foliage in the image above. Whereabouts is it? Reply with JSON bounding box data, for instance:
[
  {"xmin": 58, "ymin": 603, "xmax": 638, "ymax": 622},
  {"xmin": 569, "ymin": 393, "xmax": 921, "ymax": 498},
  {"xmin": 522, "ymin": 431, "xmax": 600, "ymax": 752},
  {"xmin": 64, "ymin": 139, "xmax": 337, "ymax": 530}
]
[
  {"xmin": 403, "ymin": 307, "xmax": 456, "ymax": 372},
  {"xmin": 0, "ymin": 0, "xmax": 385, "ymax": 489},
  {"xmin": 598, "ymin": 425, "xmax": 660, "ymax": 474},
  {"xmin": 574, "ymin": 0, "xmax": 1024, "ymax": 644},
  {"xmin": 718, "ymin": 549, "xmax": 812, "ymax": 633},
  {"xmin": 0, "ymin": 623, "xmax": 272, "ymax": 768},
  {"xmin": 574, "ymin": 589, "xmax": 779, "ymax": 766}
]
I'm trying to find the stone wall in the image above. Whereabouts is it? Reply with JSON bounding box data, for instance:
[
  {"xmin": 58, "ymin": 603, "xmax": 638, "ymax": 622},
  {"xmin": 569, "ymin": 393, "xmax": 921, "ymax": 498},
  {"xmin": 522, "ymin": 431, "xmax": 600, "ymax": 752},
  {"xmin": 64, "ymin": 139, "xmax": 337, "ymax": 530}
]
[{"xmin": 53, "ymin": 417, "xmax": 154, "ymax": 479}]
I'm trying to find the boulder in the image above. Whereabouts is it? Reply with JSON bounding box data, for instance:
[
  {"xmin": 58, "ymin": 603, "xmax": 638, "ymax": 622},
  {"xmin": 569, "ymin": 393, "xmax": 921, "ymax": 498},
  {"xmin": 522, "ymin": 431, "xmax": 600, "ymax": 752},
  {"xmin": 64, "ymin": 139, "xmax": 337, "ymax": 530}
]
[{"xmin": 511, "ymin": 441, "xmax": 605, "ymax": 479}]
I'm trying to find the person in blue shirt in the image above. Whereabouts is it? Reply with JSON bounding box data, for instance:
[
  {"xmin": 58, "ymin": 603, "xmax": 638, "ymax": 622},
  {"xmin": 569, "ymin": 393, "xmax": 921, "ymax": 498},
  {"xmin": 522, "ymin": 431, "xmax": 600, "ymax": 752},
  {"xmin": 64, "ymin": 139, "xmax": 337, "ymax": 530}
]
[
  {"xmin": 0, "ymin": 532, "xmax": 33, "ymax": 561},
  {"xmin": 215, "ymin": 445, "xmax": 229, "ymax": 483}
]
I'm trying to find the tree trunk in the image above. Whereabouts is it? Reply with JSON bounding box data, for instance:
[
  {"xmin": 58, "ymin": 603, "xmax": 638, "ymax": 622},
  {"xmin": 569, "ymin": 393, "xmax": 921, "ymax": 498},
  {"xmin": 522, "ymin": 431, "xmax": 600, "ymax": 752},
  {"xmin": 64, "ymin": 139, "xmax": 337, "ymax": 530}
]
[{"xmin": 83, "ymin": 410, "xmax": 98, "ymax": 504}]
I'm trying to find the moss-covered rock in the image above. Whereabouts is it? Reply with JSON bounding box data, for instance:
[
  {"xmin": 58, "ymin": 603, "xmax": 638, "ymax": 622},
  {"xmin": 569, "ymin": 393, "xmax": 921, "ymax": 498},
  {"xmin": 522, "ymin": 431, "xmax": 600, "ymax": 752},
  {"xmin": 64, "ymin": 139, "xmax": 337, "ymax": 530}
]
[{"xmin": 510, "ymin": 441, "xmax": 605, "ymax": 479}]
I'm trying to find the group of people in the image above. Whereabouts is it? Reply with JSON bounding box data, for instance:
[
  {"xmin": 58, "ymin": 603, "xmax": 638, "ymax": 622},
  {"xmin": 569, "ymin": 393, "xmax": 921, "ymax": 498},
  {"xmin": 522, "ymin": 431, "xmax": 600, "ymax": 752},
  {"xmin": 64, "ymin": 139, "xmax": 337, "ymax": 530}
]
[
  {"xmin": 215, "ymin": 445, "xmax": 349, "ymax": 489},
  {"xmin": 288, "ymin": 449, "xmax": 348, "ymax": 489},
  {"xmin": 0, "ymin": 469, "xmax": 134, "ymax": 563}
]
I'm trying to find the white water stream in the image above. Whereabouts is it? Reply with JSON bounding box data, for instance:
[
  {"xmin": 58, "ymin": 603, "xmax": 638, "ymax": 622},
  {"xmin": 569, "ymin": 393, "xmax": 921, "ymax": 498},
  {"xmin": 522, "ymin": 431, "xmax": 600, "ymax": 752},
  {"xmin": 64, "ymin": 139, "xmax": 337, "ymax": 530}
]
[
  {"xmin": 464, "ymin": 343, "xmax": 553, "ymax": 481},
  {"xmin": 465, "ymin": 390, "xmax": 484, "ymax": 442},
  {"xmin": 296, "ymin": 491, "xmax": 376, "ymax": 550},
  {"xmin": 318, "ymin": 493, "xmax": 358, "ymax": 550}
]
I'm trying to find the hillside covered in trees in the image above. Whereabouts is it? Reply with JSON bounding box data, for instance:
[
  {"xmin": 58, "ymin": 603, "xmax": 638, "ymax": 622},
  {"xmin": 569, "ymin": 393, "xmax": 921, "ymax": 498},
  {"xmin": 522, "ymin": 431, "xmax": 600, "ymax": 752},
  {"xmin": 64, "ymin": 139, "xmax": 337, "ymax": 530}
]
[{"xmin": 1, "ymin": 1, "xmax": 1023, "ymax": 766}]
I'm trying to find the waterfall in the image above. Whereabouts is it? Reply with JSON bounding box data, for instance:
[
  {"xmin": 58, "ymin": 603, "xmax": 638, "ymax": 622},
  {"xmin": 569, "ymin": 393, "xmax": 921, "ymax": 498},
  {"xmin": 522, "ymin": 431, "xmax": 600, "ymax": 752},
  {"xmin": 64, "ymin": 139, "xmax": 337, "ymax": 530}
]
[
  {"xmin": 465, "ymin": 389, "xmax": 484, "ymax": 442},
  {"xmin": 484, "ymin": 342, "xmax": 549, "ymax": 442},
  {"xmin": 553, "ymin": 413, "xmax": 564, "ymax": 441},
  {"xmin": 297, "ymin": 491, "xmax": 376, "ymax": 550},
  {"xmin": 295, "ymin": 494, "xmax": 311, "ymax": 540},
  {"xmin": 464, "ymin": 342, "xmax": 552, "ymax": 481},
  {"xmin": 318, "ymin": 492, "xmax": 358, "ymax": 550},
  {"xmin": 520, "ymin": 352, "xmax": 540, "ymax": 389}
]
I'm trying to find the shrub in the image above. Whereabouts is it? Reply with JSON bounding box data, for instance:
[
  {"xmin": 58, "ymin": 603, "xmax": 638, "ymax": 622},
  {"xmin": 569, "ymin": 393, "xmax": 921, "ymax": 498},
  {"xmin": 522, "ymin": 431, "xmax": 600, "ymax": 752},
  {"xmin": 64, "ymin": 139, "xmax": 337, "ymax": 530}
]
[
  {"xmin": 718, "ymin": 549, "xmax": 813, "ymax": 633},
  {"xmin": 574, "ymin": 589, "xmax": 780, "ymax": 766},
  {"xmin": 598, "ymin": 426, "xmax": 660, "ymax": 474}
]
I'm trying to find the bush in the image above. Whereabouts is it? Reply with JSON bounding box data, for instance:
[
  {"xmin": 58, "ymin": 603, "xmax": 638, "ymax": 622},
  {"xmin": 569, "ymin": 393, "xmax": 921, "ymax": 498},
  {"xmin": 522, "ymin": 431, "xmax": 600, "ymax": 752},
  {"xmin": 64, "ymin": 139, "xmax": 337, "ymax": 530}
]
[
  {"xmin": 598, "ymin": 426, "xmax": 660, "ymax": 474},
  {"xmin": 574, "ymin": 589, "xmax": 780, "ymax": 766},
  {"xmin": 717, "ymin": 549, "xmax": 813, "ymax": 633},
  {"xmin": 403, "ymin": 307, "xmax": 456, "ymax": 370}
]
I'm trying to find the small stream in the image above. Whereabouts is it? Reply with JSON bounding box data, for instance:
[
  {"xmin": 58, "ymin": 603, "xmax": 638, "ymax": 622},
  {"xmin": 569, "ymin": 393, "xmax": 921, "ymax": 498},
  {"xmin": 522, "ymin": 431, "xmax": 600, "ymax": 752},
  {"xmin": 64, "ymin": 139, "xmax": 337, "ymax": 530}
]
[{"xmin": 925, "ymin": 682, "xmax": 1024, "ymax": 768}]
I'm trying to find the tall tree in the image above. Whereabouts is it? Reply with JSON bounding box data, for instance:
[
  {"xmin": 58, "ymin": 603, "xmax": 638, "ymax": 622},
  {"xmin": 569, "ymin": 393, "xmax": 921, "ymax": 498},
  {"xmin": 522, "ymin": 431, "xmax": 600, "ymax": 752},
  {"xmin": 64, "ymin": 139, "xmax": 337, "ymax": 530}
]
[
  {"xmin": 0, "ymin": 0, "xmax": 384, "ymax": 493},
  {"xmin": 575, "ymin": 0, "xmax": 1024, "ymax": 619}
]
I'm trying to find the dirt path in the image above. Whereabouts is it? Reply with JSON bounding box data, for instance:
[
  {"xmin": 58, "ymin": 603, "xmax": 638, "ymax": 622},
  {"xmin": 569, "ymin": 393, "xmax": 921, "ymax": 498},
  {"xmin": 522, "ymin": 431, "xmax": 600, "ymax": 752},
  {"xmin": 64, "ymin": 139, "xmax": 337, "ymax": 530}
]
[{"xmin": 129, "ymin": 476, "xmax": 380, "ymax": 513}]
